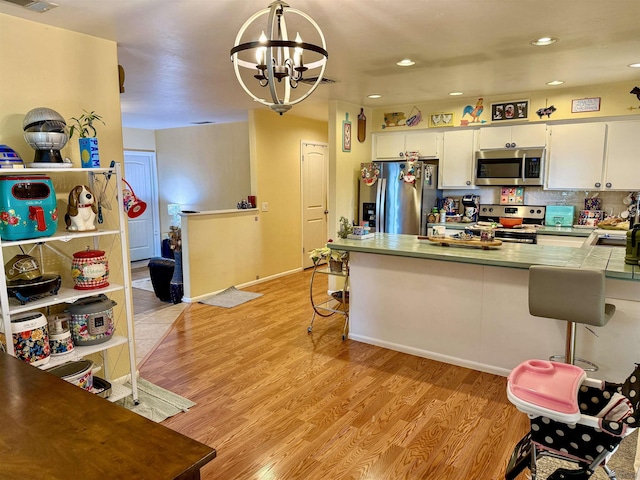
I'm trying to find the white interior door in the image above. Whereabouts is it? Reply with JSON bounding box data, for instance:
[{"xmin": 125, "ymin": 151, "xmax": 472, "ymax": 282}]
[
  {"xmin": 301, "ymin": 142, "xmax": 328, "ymax": 269},
  {"xmin": 124, "ymin": 151, "xmax": 160, "ymax": 261}
]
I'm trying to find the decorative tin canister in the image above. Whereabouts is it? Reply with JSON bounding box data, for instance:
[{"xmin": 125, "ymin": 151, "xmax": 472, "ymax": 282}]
[
  {"xmin": 47, "ymin": 313, "xmax": 74, "ymax": 356},
  {"xmin": 71, "ymin": 249, "xmax": 109, "ymax": 290},
  {"xmin": 0, "ymin": 311, "xmax": 50, "ymax": 366}
]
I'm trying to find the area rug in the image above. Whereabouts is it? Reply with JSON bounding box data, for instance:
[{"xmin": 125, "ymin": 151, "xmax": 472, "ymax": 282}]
[
  {"xmin": 116, "ymin": 378, "xmax": 195, "ymax": 423},
  {"xmin": 132, "ymin": 277, "xmax": 155, "ymax": 293},
  {"xmin": 199, "ymin": 286, "xmax": 263, "ymax": 308},
  {"xmin": 533, "ymin": 429, "xmax": 637, "ymax": 479}
]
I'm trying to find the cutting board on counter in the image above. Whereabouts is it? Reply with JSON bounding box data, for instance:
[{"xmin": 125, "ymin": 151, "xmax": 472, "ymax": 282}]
[{"xmin": 418, "ymin": 236, "xmax": 502, "ymax": 249}]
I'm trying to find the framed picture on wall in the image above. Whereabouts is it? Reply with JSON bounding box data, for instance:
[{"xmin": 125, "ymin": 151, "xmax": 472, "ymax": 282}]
[
  {"xmin": 571, "ymin": 97, "xmax": 601, "ymax": 113},
  {"xmin": 491, "ymin": 99, "xmax": 529, "ymax": 121},
  {"xmin": 342, "ymin": 113, "xmax": 352, "ymax": 152}
]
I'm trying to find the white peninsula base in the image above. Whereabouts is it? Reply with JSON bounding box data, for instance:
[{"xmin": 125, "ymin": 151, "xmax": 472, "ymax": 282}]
[{"xmin": 348, "ymin": 251, "xmax": 640, "ymax": 382}]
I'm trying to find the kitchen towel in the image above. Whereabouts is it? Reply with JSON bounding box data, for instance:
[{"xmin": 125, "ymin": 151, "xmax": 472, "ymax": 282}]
[
  {"xmin": 116, "ymin": 378, "xmax": 195, "ymax": 423},
  {"xmin": 131, "ymin": 277, "xmax": 155, "ymax": 293},
  {"xmin": 199, "ymin": 286, "xmax": 263, "ymax": 308}
]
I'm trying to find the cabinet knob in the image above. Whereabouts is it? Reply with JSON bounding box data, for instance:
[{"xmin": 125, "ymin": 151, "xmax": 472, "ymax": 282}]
[
  {"xmin": 511, "ymin": 143, "xmax": 516, "ymax": 148},
  {"xmin": 606, "ymin": 182, "xmax": 612, "ymax": 188},
  {"xmin": 505, "ymin": 143, "xmax": 510, "ymax": 148},
  {"xmin": 399, "ymin": 152, "xmax": 404, "ymax": 157},
  {"xmin": 595, "ymin": 182, "xmax": 601, "ymax": 188},
  {"xmin": 466, "ymin": 180, "xmax": 471, "ymax": 185}
]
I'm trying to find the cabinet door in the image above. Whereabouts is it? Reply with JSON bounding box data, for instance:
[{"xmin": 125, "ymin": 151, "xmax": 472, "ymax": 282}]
[
  {"xmin": 440, "ymin": 129, "xmax": 476, "ymax": 189},
  {"xmin": 405, "ymin": 131, "xmax": 439, "ymax": 158},
  {"xmin": 546, "ymin": 123, "xmax": 606, "ymax": 190},
  {"xmin": 604, "ymin": 121, "xmax": 640, "ymax": 190},
  {"xmin": 373, "ymin": 133, "xmax": 405, "ymax": 159},
  {"xmin": 511, "ymin": 124, "xmax": 546, "ymax": 148},
  {"xmin": 478, "ymin": 124, "xmax": 547, "ymax": 149},
  {"xmin": 478, "ymin": 126, "xmax": 513, "ymax": 149}
]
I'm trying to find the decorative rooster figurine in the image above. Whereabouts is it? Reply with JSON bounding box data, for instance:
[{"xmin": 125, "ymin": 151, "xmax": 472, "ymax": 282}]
[{"xmin": 462, "ymin": 98, "xmax": 484, "ymax": 123}]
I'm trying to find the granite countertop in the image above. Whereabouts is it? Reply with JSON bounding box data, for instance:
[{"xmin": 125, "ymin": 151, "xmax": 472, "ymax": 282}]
[{"xmin": 330, "ymin": 233, "xmax": 638, "ymax": 281}]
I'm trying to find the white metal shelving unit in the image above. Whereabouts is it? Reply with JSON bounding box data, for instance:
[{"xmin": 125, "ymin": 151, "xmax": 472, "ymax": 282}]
[{"xmin": 0, "ymin": 164, "xmax": 138, "ymax": 403}]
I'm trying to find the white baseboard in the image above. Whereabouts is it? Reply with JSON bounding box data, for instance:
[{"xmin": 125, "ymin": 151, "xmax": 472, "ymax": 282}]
[
  {"xmin": 348, "ymin": 334, "xmax": 511, "ymax": 378},
  {"xmin": 182, "ymin": 267, "xmax": 303, "ymax": 303},
  {"xmin": 110, "ymin": 369, "xmax": 140, "ymax": 385}
]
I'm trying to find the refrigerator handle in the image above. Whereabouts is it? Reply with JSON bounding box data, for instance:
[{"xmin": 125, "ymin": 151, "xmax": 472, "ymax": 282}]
[{"xmin": 377, "ymin": 178, "xmax": 386, "ymax": 233}]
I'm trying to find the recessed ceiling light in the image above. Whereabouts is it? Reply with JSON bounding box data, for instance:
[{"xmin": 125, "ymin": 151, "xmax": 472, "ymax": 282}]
[
  {"xmin": 449, "ymin": 92, "xmax": 464, "ymax": 96},
  {"xmin": 367, "ymin": 94, "xmax": 383, "ymax": 99},
  {"xmin": 546, "ymin": 80, "xmax": 564, "ymax": 86},
  {"xmin": 530, "ymin": 37, "xmax": 558, "ymax": 46},
  {"xmin": 396, "ymin": 59, "xmax": 415, "ymax": 67},
  {"xmin": 629, "ymin": 63, "xmax": 640, "ymax": 68}
]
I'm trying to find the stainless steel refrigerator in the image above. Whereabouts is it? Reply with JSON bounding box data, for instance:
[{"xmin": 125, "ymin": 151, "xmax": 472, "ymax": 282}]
[{"xmin": 359, "ymin": 161, "xmax": 440, "ymax": 235}]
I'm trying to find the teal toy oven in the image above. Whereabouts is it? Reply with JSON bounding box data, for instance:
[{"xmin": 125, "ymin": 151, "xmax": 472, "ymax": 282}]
[{"xmin": 0, "ymin": 175, "xmax": 58, "ymax": 240}]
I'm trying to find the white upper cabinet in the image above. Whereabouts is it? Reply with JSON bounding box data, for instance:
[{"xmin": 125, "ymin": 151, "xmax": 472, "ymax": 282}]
[
  {"xmin": 478, "ymin": 124, "xmax": 547, "ymax": 150},
  {"xmin": 546, "ymin": 123, "xmax": 607, "ymax": 190},
  {"xmin": 603, "ymin": 121, "xmax": 640, "ymax": 191},
  {"xmin": 373, "ymin": 130, "xmax": 439, "ymax": 159},
  {"xmin": 440, "ymin": 129, "xmax": 477, "ymax": 189},
  {"xmin": 546, "ymin": 121, "xmax": 640, "ymax": 191}
]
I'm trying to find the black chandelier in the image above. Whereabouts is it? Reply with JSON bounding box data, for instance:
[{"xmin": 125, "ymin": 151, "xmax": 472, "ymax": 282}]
[{"xmin": 230, "ymin": 1, "xmax": 328, "ymax": 115}]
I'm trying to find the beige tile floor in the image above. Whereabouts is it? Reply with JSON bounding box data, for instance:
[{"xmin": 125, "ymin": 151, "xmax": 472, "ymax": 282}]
[{"xmin": 131, "ymin": 261, "xmax": 186, "ymax": 365}]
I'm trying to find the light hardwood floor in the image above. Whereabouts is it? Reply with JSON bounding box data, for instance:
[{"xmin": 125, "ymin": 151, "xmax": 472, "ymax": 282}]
[{"xmin": 139, "ymin": 268, "xmax": 530, "ymax": 480}]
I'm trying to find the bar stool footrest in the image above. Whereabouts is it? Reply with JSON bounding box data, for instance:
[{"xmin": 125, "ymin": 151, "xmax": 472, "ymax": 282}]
[{"xmin": 549, "ymin": 354, "xmax": 599, "ymax": 372}]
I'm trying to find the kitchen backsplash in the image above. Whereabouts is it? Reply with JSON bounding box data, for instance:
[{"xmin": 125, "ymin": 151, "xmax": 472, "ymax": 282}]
[{"xmin": 444, "ymin": 187, "xmax": 634, "ymax": 217}]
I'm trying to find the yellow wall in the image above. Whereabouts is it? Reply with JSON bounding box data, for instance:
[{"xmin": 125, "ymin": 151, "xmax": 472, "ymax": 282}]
[
  {"xmin": 328, "ymin": 101, "xmax": 372, "ymax": 234},
  {"xmin": 154, "ymin": 123, "xmax": 251, "ymax": 234},
  {"xmin": 122, "ymin": 127, "xmax": 156, "ymax": 151},
  {"xmin": 0, "ymin": 14, "xmax": 130, "ymax": 380},
  {"xmin": 371, "ymin": 81, "xmax": 640, "ymax": 132},
  {"xmin": 182, "ymin": 211, "xmax": 263, "ymax": 299},
  {"xmin": 250, "ymin": 109, "xmax": 328, "ymax": 274}
]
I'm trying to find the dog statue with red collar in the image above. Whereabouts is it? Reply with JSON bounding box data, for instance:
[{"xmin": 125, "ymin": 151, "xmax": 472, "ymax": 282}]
[{"xmin": 65, "ymin": 185, "xmax": 98, "ymax": 231}]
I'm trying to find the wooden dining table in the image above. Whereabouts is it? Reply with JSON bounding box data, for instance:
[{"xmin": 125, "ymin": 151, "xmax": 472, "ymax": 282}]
[{"xmin": 0, "ymin": 353, "xmax": 216, "ymax": 479}]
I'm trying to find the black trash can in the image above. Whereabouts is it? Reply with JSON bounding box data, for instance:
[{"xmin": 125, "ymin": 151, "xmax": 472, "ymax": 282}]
[{"xmin": 147, "ymin": 258, "xmax": 175, "ymax": 302}]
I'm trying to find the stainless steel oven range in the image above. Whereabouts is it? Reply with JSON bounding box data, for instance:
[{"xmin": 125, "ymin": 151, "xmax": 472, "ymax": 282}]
[{"xmin": 473, "ymin": 204, "xmax": 546, "ymax": 244}]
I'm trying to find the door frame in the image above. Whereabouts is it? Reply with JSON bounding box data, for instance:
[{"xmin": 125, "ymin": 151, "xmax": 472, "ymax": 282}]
[
  {"xmin": 123, "ymin": 150, "xmax": 161, "ymax": 260},
  {"xmin": 300, "ymin": 140, "xmax": 329, "ymax": 269}
]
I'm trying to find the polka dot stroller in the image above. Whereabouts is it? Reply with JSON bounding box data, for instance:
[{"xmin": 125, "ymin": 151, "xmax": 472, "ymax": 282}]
[{"xmin": 505, "ymin": 360, "xmax": 640, "ymax": 480}]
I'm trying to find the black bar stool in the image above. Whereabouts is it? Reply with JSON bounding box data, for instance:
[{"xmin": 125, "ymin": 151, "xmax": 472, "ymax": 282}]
[{"xmin": 528, "ymin": 265, "xmax": 615, "ymax": 371}]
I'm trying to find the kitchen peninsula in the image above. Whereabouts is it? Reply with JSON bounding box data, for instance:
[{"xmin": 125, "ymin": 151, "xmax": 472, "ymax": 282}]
[{"xmin": 330, "ymin": 234, "xmax": 640, "ymax": 381}]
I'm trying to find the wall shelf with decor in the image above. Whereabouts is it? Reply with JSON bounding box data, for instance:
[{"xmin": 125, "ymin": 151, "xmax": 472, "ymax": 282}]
[{"xmin": 0, "ymin": 164, "xmax": 138, "ymax": 404}]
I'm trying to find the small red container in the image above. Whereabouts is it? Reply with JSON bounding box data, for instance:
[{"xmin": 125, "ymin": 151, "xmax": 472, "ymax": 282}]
[{"xmin": 71, "ymin": 249, "xmax": 109, "ymax": 290}]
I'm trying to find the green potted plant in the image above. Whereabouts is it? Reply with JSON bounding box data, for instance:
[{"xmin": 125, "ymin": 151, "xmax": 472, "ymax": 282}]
[
  {"xmin": 309, "ymin": 245, "xmax": 349, "ymax": 272},
  {"xmin": 337, "ymin": 216, "xmax": 353, "ymax": 239},
  {"xmin": 68, "ymin": 110, "xmax": 105, "ymax": 168}
]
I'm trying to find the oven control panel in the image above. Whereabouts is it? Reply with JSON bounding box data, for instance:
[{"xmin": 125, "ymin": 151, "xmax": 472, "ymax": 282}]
[{"xmin": 479, "ymin": 204, "xmax": 546, "ymax": 221}]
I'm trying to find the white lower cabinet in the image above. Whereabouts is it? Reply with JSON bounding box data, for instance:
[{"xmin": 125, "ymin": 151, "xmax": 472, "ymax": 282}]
[
  {"xmin": 0, "ymin": 165, "xmax": 138, "ymax": 403},
  {"xmin": 440, "ymin": 129, "xmax": 477, "ymax": 189}
]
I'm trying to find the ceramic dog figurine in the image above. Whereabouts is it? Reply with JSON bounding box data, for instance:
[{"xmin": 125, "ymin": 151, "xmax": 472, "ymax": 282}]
[{"xmin": 65, "ymin": 185, "xmax": 98, "ymax": 231}]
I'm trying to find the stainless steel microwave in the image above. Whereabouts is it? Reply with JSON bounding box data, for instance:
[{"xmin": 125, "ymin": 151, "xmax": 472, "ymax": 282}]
[{"xmin": 474, "ymin": 148, "xmax": 545, "ymax": 186}]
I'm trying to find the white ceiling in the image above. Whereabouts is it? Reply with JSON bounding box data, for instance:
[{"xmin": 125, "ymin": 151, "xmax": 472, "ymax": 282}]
[{"xmin": 2, "ymin": 0, "xmax": 640, "ymax": 130}]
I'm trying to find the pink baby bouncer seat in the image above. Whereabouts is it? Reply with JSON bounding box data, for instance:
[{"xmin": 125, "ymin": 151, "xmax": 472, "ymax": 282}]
[{"xmin": 505, "ymin": 360, "xmax": 640, "ymax": 480}]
